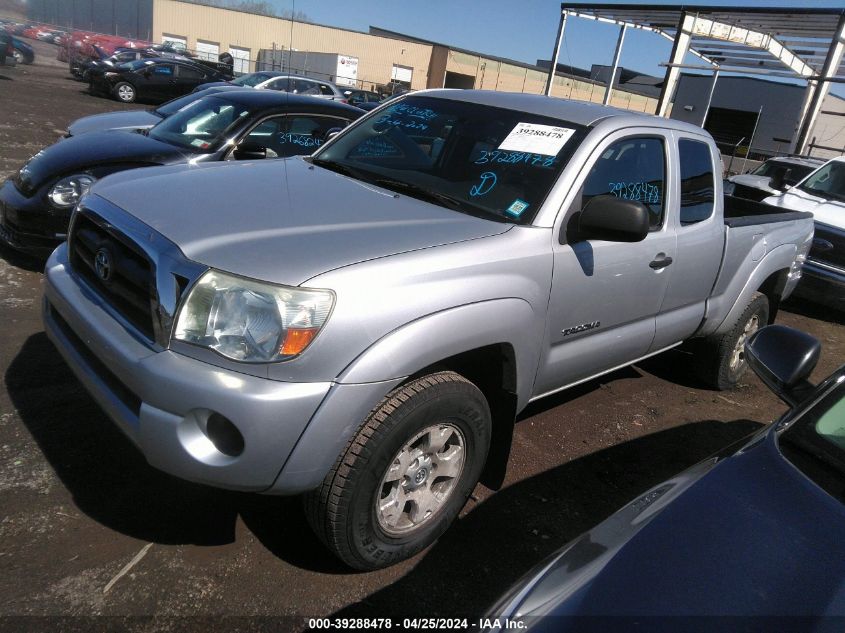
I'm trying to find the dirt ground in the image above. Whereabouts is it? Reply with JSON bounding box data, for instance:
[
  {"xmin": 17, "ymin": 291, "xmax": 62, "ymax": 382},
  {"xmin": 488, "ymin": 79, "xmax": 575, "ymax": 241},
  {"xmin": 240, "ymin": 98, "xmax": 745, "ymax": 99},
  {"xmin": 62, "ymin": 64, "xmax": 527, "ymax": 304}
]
[{"xmin": 0, "ymin": 39, "xmax": 844, "ymax": 633}]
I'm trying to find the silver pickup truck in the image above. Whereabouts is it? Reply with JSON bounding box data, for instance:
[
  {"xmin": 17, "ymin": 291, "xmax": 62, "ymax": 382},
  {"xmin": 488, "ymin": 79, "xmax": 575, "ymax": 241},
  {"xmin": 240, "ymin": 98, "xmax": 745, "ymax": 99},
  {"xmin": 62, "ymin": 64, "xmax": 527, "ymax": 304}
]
[{"xmin": 42, "ymin": 90, "xmax": 814, "ymax": 569}]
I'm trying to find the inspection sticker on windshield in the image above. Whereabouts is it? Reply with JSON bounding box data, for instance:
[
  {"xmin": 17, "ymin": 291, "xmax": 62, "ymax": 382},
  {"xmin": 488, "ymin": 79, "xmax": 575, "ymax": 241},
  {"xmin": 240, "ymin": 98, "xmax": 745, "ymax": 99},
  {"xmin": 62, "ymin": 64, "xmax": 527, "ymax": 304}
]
[
  {"xmin": 498, "ymin": 123, "xmax": 576, "ymax": 156},
  {"xmin": 190, "ymin": 139, "xmax": 210, "ymax": 149},
  {"xmin": 505, "ymin": 199, "xmax": 529, "ymax": 218}
]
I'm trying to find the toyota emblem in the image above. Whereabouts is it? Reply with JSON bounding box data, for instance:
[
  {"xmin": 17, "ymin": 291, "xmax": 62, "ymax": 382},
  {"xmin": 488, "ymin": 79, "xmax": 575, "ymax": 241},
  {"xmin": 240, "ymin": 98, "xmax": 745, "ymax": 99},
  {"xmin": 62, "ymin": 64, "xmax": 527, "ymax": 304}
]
[{"xmin": 94, "ymin": 248, "xmax": 113, "ymax": 282}]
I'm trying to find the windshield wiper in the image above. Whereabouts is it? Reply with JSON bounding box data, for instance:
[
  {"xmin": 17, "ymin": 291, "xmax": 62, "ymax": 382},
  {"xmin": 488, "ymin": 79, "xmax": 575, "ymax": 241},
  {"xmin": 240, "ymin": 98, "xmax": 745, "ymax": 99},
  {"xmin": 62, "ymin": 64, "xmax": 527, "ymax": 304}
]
[
  {"xmin": 309, "ymin": 157, "xmax": 370, "ymax": 180},
  {"xmin": 374, "ymin": 178, "xmax": 462, "ymax": 208},
  {"xmin": 374, "ymin": 178, "xmax": 510, "ymax": 223}
]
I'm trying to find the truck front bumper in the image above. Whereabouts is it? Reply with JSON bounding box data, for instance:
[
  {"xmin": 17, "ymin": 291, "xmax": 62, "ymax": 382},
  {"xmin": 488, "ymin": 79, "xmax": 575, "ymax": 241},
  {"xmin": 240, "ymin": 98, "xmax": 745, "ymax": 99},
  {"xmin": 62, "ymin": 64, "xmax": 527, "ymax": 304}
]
[{"xmin": 43, "ymin": 243, "xmax": 334, "ymax": 493}]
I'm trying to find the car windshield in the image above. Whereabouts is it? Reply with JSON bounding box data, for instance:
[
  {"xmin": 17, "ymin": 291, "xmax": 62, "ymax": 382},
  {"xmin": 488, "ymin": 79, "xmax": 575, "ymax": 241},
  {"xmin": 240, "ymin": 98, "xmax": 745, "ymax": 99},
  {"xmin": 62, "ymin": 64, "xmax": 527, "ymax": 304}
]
[
  {"xmin": 148, "ymin": 96, "xmax": 251, "ymax": 152},
  {"xmin": 232, "ymin": 73, "xmax": 275, "ymax": 87},
  {"xmin": 312, "ymin": 95, "xmax": 588, "ymax": 224},
  {"xmin": 154, "ymin": 91, "xmax": 206, "ymax": 117},
  {"xmin": 797, "ymin": 161, "xmax": 845, "ymax": 202},
  {"xmin": 751, "ymin": 160, "xmax": 818, "ymax": 187},
  {"xmin": 780, "ymin": 379, "xmax": 845, "ymax": 503}
]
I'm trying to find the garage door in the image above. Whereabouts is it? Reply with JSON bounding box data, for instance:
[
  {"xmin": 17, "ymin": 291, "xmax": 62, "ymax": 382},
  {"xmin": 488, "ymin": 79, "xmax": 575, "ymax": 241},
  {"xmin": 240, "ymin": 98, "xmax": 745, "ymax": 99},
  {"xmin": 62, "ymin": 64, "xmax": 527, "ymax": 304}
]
[
  {"xmin": 196, "ymin": 40, "xmax": 220, "ymax": 62},
  {"xmin": 230, "ymin": 46, "xmax": 250, "ymax": 75}
]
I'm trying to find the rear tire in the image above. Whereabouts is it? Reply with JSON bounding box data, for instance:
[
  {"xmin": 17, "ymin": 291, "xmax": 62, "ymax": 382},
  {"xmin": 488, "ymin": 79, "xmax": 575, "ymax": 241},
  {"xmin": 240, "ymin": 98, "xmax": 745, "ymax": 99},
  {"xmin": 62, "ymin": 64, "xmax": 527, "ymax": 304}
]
[
  {"xmin": 113, "ymin": 81, "xmax": 136, "ymax": 103},
  {"xmin": 304, "ymin": 371, "xmax": 491, "ymax": 570},
  {"xmin": 695, "ymin": 292, "xmax": 769, "ymax": 390}
]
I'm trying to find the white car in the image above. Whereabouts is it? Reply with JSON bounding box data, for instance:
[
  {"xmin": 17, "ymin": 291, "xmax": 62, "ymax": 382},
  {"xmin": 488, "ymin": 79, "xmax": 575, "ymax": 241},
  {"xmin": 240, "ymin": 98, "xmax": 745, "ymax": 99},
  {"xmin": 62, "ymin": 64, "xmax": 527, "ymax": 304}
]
[
  {"xmin": 764, "ymin": 156, "xmax": 845, "ymax": 309},
  {"xmin": 726, "ymin": 155, "xmax": 824, "ymax": 201},
  {"xmin": 194, "ymin": 71, "xmax": 348, "ymax": 101}
]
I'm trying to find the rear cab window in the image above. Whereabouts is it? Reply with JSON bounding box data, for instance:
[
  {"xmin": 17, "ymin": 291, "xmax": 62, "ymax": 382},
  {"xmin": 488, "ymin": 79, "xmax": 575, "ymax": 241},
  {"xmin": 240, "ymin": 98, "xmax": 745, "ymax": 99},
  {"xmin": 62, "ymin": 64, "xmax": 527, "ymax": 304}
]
[{"xmin": 678, "ymin": 138, "xmax": 715, "ymax": 225}]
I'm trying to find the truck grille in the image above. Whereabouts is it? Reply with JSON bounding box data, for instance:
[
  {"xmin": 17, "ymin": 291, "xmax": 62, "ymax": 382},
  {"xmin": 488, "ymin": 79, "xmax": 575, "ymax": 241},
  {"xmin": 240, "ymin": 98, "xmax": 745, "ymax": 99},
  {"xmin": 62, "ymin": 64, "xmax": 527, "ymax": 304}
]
[{"xmin": 68, "ymin": 211, "xmax": 156, "ymax": 340}]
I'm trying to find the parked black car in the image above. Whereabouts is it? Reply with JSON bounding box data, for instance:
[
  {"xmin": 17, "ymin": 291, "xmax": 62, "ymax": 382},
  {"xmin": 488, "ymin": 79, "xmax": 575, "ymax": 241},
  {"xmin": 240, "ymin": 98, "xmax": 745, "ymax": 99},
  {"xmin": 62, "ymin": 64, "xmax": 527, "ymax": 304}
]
[
  {"xmin": 65, "ymin": 85, "xmax": 243, "ymax": 137},
  {"xmin": 487, "ymin": 324, "xmax": 845, "ymax": 630},
  {"xmin": 0, "ymin": 32, "xmax": 13, "ymax": 66},
  {"xmin": 88, "ymin": 58, "xmax": 231, "ymax": 104},
  {"xmin": 0, "ymin": 91, "xmax": 363, "ymax": 256},
  {"xmin": 11, "ymin": 36, "xmax": 33, "ymax": 64}
]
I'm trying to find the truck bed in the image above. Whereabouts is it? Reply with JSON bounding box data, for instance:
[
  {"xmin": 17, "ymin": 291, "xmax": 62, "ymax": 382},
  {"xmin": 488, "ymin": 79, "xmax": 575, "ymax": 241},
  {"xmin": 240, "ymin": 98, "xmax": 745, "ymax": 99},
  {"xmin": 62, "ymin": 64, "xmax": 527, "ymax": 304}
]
[{"xmin": 723, "ymin": 194, "xmax": 813, "ymax": 227}]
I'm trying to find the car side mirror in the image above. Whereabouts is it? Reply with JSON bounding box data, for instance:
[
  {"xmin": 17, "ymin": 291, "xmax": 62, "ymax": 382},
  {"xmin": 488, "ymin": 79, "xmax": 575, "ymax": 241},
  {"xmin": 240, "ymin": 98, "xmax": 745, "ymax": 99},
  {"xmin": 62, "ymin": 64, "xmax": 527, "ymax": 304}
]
[
  {"xmin": 325, "ymin": 127, "xmax": 343, "ymax": 141},
  {"xmin": 768, "ymin": 166, "xmax": 790, "ymax": 192},
  {"xmin": 745, "ymin": 325, "xmax": 820, "ymax": 407},
  {"xmin": 577, "ymin": 195, "xmax": 650, "ymax": 242},
  {"xmin": 233, "ymin": 142, "xmax": 267, "ymax": 160}
]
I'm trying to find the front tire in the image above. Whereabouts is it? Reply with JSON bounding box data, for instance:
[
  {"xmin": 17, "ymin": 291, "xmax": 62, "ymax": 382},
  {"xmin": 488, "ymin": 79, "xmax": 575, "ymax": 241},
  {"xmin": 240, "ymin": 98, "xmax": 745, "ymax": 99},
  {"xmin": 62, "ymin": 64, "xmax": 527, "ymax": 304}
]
[
  {"xmin": 696, "ymin": 292, "xmax": 769, "ymax": 390},
  {"xmin": 305, "ymin": 371, "xmax": 491, "ymax": 570},
  {"xmin": 113, "ymin": 81, "xmax": 136, "ymax": 103}
]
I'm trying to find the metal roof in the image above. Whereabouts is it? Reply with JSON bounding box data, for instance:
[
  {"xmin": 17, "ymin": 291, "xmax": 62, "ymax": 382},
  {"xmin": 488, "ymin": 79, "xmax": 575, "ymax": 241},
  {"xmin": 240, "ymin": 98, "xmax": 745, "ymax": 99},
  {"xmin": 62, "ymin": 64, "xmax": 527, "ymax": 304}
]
[{"xmin": 560, "ymin": 3, "xmax": 845, "ymax": 80}]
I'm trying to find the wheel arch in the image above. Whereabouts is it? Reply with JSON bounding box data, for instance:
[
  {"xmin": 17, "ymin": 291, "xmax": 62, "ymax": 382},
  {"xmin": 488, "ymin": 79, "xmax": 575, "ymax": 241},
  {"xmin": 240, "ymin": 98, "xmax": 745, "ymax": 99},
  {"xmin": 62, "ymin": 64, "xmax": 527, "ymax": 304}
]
[{"xmin": 270, "ymin": 299, "xmax": 542, "ymax": 494}]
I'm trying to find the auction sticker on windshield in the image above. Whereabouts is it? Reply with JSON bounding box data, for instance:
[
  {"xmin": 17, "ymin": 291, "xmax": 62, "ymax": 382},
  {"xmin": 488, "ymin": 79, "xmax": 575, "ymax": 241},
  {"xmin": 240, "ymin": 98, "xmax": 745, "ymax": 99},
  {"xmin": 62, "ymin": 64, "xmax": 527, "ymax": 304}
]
[{"xmin": 498, "ymin": 122, "xmax": 576, "ymax": 156}]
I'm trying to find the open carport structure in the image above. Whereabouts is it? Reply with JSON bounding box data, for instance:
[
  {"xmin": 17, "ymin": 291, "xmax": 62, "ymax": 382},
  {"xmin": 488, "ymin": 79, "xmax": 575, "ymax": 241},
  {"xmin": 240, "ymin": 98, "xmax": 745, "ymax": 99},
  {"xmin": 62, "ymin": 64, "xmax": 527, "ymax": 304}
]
[{"xmin": 545, "ymin": 3, "xmax": 845, "ymax": 154}]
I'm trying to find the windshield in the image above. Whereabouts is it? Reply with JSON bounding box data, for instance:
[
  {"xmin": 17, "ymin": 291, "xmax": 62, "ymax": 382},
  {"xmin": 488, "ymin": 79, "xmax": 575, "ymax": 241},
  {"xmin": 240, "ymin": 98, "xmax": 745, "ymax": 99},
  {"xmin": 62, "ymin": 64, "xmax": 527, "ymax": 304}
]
[
  {"xmin": 797, "ymin": 161, "xmax": 845, "ymax": 202},
  {"xmin": 780, "ymin": 379, "xmax": 845, "ymax": 503},
  {"xmin": 148, "ymin": 96, "xmax": 251, "ymax": 152},
  {"xmin": 232, "ymin": 73, "xmax": 275, "ymax": 87},
  {"xmin": 312, "ymin": 95, "xmax": 587, "ymax": 223},
  {"xmin": 751, "ymin": 160, "xmax": 817, "ymax": 187},
  {"xmin": 155, "ymin": 91, "xmax": 206, "ymax": 117}
]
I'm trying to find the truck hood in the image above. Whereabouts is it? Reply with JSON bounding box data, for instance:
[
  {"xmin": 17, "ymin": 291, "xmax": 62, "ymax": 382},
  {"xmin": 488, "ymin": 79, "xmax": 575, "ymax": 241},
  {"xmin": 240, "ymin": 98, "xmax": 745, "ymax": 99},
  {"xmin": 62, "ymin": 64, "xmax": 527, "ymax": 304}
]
[
  {"xmin": 91, "ymin": 158, "xmax": 512, "ymax": 286},
  {"xmin": 16, "ymin": 130, "xmax": 186, "ymax": 195},
  {"xmin": 66, "ymin": 110, "xmax": 163, "ymax": 137},
  {"xmin": 764, "ymin": 187, "xmax": 845, "ymax": 229}
]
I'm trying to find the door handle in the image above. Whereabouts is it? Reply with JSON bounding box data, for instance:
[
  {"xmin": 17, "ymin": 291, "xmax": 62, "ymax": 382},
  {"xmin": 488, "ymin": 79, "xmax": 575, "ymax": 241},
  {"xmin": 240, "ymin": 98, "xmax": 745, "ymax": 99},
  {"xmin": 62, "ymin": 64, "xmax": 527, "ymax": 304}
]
[{"xmin": 649, "ymin": 255, "xmax": 673, "ymax": 269}]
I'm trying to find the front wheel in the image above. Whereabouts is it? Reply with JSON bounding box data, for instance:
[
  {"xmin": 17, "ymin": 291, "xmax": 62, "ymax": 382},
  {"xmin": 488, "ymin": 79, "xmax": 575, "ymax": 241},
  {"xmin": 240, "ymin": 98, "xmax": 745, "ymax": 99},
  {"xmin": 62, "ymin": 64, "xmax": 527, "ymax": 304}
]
[
  {"xmin": 304, "ymin": 371, "xmax": 491, "ymax": 570},
  {"xmin": 113, "ymin": 81, "xmax": 136, "ymax": 103}
]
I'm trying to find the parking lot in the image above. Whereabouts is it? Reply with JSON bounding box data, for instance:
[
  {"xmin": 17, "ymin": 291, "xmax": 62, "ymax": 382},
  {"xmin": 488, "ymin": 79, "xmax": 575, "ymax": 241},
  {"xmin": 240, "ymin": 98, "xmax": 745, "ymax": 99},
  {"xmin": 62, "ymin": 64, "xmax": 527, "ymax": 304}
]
[{"xmin": 1, "ymin": 39, "xmax": 844, "ymax": 629}]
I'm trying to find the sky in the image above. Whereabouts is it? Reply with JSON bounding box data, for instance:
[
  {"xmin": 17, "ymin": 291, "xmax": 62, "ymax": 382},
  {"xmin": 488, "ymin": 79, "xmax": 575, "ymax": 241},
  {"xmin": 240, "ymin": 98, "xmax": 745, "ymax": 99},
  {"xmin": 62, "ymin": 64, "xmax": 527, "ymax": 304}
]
[{"xmin": 267, "ymin": 0, "xmax": 845, "ymax": 86}]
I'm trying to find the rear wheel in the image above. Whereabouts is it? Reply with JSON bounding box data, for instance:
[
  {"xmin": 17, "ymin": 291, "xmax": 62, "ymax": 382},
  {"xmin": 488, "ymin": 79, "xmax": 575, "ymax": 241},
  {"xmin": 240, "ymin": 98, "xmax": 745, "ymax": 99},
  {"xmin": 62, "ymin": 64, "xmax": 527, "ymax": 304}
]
[
  {"xmin": 114, "ymin": 81, "xmax": 136, "ymax": 103},
  {"xmin": 695, "ymin": 292, "xmax": 769, "ymax": 390},
  {"xmin": 304, "ymin": 371, "xmax": 491, "ymax": 570}
]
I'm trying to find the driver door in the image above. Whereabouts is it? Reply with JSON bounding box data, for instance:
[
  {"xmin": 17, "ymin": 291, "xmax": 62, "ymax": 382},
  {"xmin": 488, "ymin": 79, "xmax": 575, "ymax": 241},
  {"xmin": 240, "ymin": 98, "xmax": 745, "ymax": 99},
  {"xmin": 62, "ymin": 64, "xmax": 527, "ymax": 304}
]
[{"xmin": 533, "ymin": 130, "xmax": 678, "ymax": 397}]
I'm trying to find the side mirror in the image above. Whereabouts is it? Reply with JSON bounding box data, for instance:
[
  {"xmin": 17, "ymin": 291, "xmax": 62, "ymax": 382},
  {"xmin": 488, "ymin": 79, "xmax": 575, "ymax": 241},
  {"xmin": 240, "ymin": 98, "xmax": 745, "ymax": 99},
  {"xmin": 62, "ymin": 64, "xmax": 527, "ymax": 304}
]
[
  {"xmin": 768, "ymin": 166, "xmax": 790, "ymax": 192},
  {"xmin": 233, "ymin": 142, "xmax": 267, "ymax": 160},
  {"xmin": 577, "ymin": 195, "xmax": 650, "ymax": 243},
  {"xmin": 745, "ymin": 325, "xmax": 820, "ymax": 407}
]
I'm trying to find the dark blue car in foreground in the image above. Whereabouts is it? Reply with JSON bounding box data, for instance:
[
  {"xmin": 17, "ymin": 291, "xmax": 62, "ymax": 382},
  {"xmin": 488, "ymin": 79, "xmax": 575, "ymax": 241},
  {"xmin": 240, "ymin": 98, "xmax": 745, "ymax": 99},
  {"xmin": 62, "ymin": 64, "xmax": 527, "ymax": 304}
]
[{"xmin": 488, "ymin": 324, "xmax": 845, "ymax": 631}]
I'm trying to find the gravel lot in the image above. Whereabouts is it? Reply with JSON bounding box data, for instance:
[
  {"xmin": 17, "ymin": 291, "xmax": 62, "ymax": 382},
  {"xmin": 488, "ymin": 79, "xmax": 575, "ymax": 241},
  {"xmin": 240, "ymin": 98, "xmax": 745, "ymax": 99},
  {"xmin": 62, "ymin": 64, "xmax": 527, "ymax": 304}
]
[{"xmin": 1, "ymin": 39, "xmax": 843, "ymax": 632}]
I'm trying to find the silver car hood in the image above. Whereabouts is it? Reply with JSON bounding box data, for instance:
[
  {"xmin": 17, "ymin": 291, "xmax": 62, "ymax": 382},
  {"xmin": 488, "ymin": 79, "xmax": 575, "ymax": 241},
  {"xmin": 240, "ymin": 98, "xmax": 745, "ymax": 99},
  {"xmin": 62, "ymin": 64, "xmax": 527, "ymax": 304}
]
[{"xmin": 91, "ymin": 158, "xmax": 511, "ymax": 286}]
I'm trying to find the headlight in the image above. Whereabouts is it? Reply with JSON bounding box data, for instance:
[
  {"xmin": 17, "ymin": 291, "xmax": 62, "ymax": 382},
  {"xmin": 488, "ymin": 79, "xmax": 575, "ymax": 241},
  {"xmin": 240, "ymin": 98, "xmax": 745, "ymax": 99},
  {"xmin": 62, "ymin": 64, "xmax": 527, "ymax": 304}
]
[
  {"xmin": 173, "ymin": 270, "xmax": 334, "ymax": 362},
  {"xmin": 48, "ymin": 174, "xmax": 96, "ymax": 208}
]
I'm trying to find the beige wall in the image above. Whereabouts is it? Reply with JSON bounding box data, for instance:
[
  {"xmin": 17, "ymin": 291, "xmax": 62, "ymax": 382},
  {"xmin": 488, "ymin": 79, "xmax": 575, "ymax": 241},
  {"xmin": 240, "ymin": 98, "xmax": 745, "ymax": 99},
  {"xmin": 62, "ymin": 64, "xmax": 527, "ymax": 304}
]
[
  {"xmin": 152, "ymin": 0, "xmax": 433, "ymax": 90},
  {"xmin": 443, "ymin": 48, "xmax": 657, "ymax": 112},
  {"xmin": 809, "ymin": 93, "xmax": 845, "ymax": 160},
  {"xmin": 153, "ymin": 0, "xmax": 657, "ymax": 112}
]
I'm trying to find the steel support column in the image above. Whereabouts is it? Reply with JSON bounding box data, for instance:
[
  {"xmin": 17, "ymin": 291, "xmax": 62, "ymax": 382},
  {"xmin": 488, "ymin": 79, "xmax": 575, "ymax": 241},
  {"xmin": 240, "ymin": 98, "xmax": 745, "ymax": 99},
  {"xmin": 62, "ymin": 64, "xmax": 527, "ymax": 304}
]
[
  {"xmin": 794, "ymin": 14, "xmax": 845, "ymax": 154},
  {"xmin": 603, "ymin": 25, "xmax": 626, "ymax": 105},
  {"xmin": 545, "ymin": 9, "xmax": 567, "ymax": 96},
  {"xmin": 701, "ymin": 69, "xmax": 719, "ymax": 127},
  {"xmin": 656, "ymin": 12, "xmax": 693, "ymax": 117}
]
